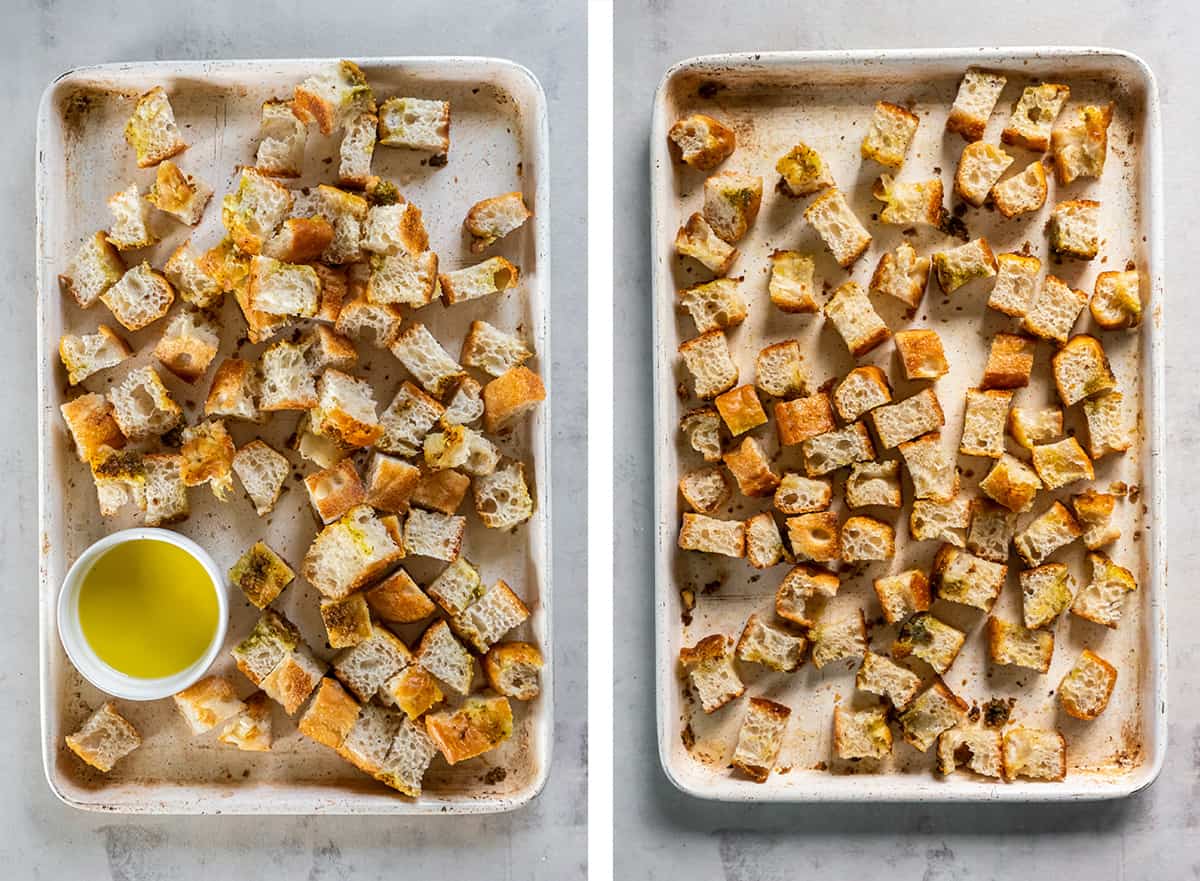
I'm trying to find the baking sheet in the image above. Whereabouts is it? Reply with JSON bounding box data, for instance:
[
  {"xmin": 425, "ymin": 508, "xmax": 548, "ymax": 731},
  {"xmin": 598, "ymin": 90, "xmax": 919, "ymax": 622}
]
[
  {"xmin": 37, "ymin": 57, "xmax": 553, "ymax": 814},
  {"xmin": 651, "ymin": 48, "xmax": 1165, "ymax": 801}
]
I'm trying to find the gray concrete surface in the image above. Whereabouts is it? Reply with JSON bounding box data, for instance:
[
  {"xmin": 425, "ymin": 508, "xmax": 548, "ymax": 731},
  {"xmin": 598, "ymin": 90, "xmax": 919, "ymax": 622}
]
[
  {"xmin": 614, "ymin": 1, "xmax": 1200, "ymax": 877},
  {"xmin": 2, "ymin": 1, "xmax": 586, "ymax": 878}
]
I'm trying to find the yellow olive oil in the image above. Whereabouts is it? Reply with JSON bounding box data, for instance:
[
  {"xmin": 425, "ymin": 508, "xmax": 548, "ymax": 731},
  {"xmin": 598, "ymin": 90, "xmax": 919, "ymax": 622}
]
[{"xmin": 77, "ymin": 539, "xmax": 218, "ymax": 679}]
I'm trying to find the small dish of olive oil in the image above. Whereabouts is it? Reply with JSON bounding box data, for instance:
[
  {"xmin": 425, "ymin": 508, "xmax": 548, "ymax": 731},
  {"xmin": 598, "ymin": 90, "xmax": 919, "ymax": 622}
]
[{"xmin": 58, "ymin": 529, "xmax": 228, "ymax": 700}]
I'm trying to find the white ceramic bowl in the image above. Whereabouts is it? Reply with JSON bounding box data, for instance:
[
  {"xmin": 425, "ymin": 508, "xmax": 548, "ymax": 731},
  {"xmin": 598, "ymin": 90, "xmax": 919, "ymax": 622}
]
[{"xmin": 57, "ymin": 528, "xmax": 228, "ymax": 701}]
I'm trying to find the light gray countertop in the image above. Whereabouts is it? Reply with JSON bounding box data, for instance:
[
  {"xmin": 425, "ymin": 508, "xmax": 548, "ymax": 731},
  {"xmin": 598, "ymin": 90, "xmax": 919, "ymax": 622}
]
[
  {"xmin": 2, "ymin": 1, "xmax": 586, "ymax": 877},
  {"xmin": 614, "ymin": 1, "xmax": 1199, "ymax": 877}
]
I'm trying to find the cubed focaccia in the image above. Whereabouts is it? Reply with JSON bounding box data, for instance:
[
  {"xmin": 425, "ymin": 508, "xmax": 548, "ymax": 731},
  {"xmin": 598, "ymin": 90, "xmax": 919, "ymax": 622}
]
[
  {"xmin": 413, "ymin": 619, "xmax": 474, "ymax": 695},
  {"xmin": 776, "ymin": 563, "xmax": 839, "ymax": 628},
  {"xmin": 702, "ymin": 171, "xmax": 762, "ymax": 244},
  {"xmin": 414, "ymin": 468, "xmax": 471, "ymax": 516},
  {"xmin": 179, "ymin": 420, "xmax": 236, "ymax": 503},
  {"xmin": 775, "ymin": 142, "xmax": 835, "ymax": 196},
  {"xmin": 982, "ymin": 333, "xmax": 1034, "ymax": 390},
  {"xmin": 1091, "ymin": 270, "xmax": 1142, "ymax": 330},
  {"xmin": 146, "ymin": 160, "xmax": 212, "ymax": 225},
  {"xmin": 723, "ymin": 436, "xmax": 780, "ymax": 497},
  {"xmin": 936, "ymin": 727, "xmax": 1003, "ymax": 778},
  {"xmin": 677, "ymin": 278, "xmax": 747, "ymax": 335},
  {"xmin": 1008, "ymin": 407, "xmax": 1063, "ymax": 449},
  {"xmin": 893, "ymin": 613, "xmax": 965, "ymax": 675},
  {"xmin": 65, "ymin": 702, "xmax": 141, "ymax": 773},
  {"xmin": 987, "ymin": 253, "xmax": 1040, "ymax": 318},
  {"xmin": 105, "ymin": 184, "xmax": 156, "ymax": 251},
  {"xmin": 959, "ymin": 388, "xmax": 1013, "ymax": 458},
  {"xmin": 1048, "ymin": 199, "xmax": 1101, "ymax": 260},
  {"xmin": 1052, "ymin": 335, "xmax": 1116, "ymax": 406},
  {"xmin": 735, "ymin": 613, "xmax": 806, "ymax": 672},
  {"xmin": 230, "ymin": 609, "xmax": 301, "ymax": 687},
  {"xmin": 298, "ymin": 677, "xmax": 361, "ymax": 749},
  {"xmin": 732, "ymin": 698, "xmax": 791, "ymax": 783},
  {"xmin": 801, "ymin": 422, "xmax": 875, "ymax": 477},
  {"xmin": 680, "ymin": 407, "xmax": 724, "ymax": 463},
  {"xmin": 304, "ymin": 458, "xmax": 366, "ymax": 524},
  {"xmin": 804, "ymin": 188, "xmax": 871, "ymax": 268},
  {"xmin": 833, "ymin": 705, "xmax": 892, "ymax": 760},
  {"xmin": 124, "ymin": 86, "xmax": 186, "ymax": 167},
  {"xmin": 873, "ymin": 175, "xmax": 943, "ymax": 226},
  {"xmin": 932, "ymin": 544, "xmax": 1006, "ymax": 612},
  {"xmin": 767, "ymin": 250, "xmax": 817, "ymax": 313},
  {"xmin": 389, "ymin": 322, "xmax": 465, "ymax": 398},
  {"xmin": 292, "ymin": 60, "xmax": 375, "ymax": 135},
  {"xmin": 1020, "ymin": 563, "xmax": 1075, "ymax": 630},
  {"xmin": 823, "ymin": 282, "xmax": 890, "ymax": 357},
  {"xmin": 453, "ymin": 580, "xmax": 530, "ymax": 654},
  {"xmin": 954, "ymin": 141, "xmax": 1013, "ymax": 207},
  {"xmin": 60, "ymin": 230, "xmax": 126, "ymax": 309},
  {"xmin": 679, "ymin": 634, "xmax": 744, "ymax": 713},
  {"xmin": 678, "ymin": 512, "xmax": 745, "ymax": 558},
  {"xmin": 1002, "ymin": 84, "xmax": 1070, "ymax": 151},
  {"xmin": 1083, "ymin": 392, "xmax": 1131, "ymax": 460},
  {"xmin": 841, "ymin": 515, "xmax": 895, "ymax": 562},
  {"xmin": 755, "ymin": 340, "xmax": 808, "ymax": 399},
  {"xmin": 1002, "ymin": 726, "xmax": 1066, "ymax": 781},
  {"xmin": 1052, "ymin": 104, "xmax": 1113, "ymax": 185},
  {"xmin": 966, "ymin": 501, "xmax": 1017, "ymax": 564},
  {"xmin": 314, "ymin": 185, "xmax": 369, "ymax": 266},
  {"xmin": 894, "ymin": 330, "xmax": 948, "ymax": 381},
  {"xmin": 362, "ymin": 202, "xmax": 429, "ymax": 257},
  {"xmin": 255, "ymin": 99, "xmax": 307, "ymax": 177},
  {"xmin": 897, "ymin": 680, "xmax": 968, "ymax": 752},
  {"xmin": 979, "ymin": 453, "xmax": 1042, "ymax": 513},
  {"xmin": 810, "ymin": 609, "xmax": 867, "ymax": 669},
  {"xmin": 1014, "ymin": 501, "xmax": 1082, "ymax": 567},
  {"xmin": 229, "ymin": 541, "xmax": 295, "ymax": 609},
  {"xmin": 424, "ymin": 698, "xmax": 513, "ymax": 769},
  {"xmin": 898, "ymin": 433, "xmax": 958, "ymax": 501},
  {"xmin": 221, "ymin": 168, "xmax": 293, "ymax": 255},
  {"xmin": 482, "ymin": 365, "xmax": 546, "ymax": 434},
  {"xmin": 861, "ymin": 101, "xmax": 919, "ymax": 167},
  {"xmin": 260, "ymin": 645, "xmax": 326, "ymax": 714},
  {"xmin": 367, "ymin": 251, "xmax": 439, "ymax": 308},
  {"xmin": 1071, "ymin": 551, "xmax": 1137, "ymax": 628},
  {"xmin": 441, "ymin": 375, "xmax": 484, "ymax": 428},
  {"xmin": 154, "ymin": 309, "xmax": 220, "ymax": 383},
  {"xmin": 1031, "ymin": 437, "xmax": 1094, "ymax": 490},
  {"xmin": 403, "ymin": 508, "xmax": 466, "ymax": 562},
  {"xmin": 321, "ymin": 594, "xmax": 373, "ymax": 649},
  {"xmin": 992, "ymin": 160, "xmax": 1048, "ymax": 218},
  {"xmin": 833, "ymin": 366, "xmax": 892, "ymax": 423},
  {"xmin": 427, "ymin": 558, "xmax": 485, "ymax": 617},
  {"xmin": 258, "ymin": 340, "xmax": 316, "ymax": 411},
  {"xmin": 870, "ymin": 388, "xmax": 944, "ymax": 449},
  {"xmin": 873, "ymin": 569, "xmax": 931, "ymax": 625},
  {"xmin": 59, "ymin": 324, "xmax": 131, "ymax": 386},
  {"xmin": 303, "ymin": 505, "xmax": 404, "ymax": 599},
  {"xmin": 1025, "ymin": 275, "xmax": 1090, "ymax": 344},
  {"xmin": 378, "ymin": 97, "xmax": 450, "ymax": 153},
  {"xmin": 1059, "ymin": 650, "xmax": 1118, "ymax": 720},
  {"xmin": 264, "ymin": 217, "xmax": 335, "ymax": 264},
  {"xmin": 947, "ymin": 70, "xmax": 1006, "ymax": 141},
  {"xmin": 987, "ymin": 616, "xmax": 1054, "ymax": 673},
  {"xmin": 714, "ymin": 385, "xmax": 767, "ymax": 436},
  {"xmin": 109, "ymin": 365, "xmax": 182, "ymax": 441},
  {"xmin": 856, "ymin": 652, "xmax": 921, "ymax": 711},
  {"xmin": 173, "ymin": 676, "xmax": 246, "ymax": 735},
  {"xmin": 422, "ymin": 424, "xmax": 499, "ymax": 477},
  {"xmin": 142, "ymin": 452, "xmax": 188, "ymax": 527},
  {"xmin": 786, "ymin": 511, "xmax": 841, "ymax": 563},
  {"xmin": 675, "ymin": 213, "xmax": 738, "ymax": 276},
  {"xmin": 483, "ymin": 642, "xmax": 543, "ymax": 701},
  {"xmin": 89, "ymin": 446, "xmax": 144, "ymax": 517},
  {"xmin": 679, "ymin": 466, "xmax": 732, "ymax": 514},
  {"xmin": 844, "ymin": 460, "xmax": 901, "ymax": 509},
  {"xmin": 679, "ymin": 329, "xmax": 738, "ymax": 400},
  {"xmin": 869, "ymin": 241, "xmax": 930, "ymax": 309},
  {"xmin": 932, "ymin": 238, "xmax": 997, "ymax": 294},
  {"xmin": 1072, "ymin": 490, "xmax": 1120, "ymax": 549},
  {"xmin": 668, "ymin": 113, "xmax": 736, "ymax": 169},
  {"xmin": 337, "ymin": 111, "xmax": 378, "ymax": 188},
  {"xmin": 365, "ymin": 568, "xmax": 435, "ymax": 625},
  {"xmin": 439, "ymin": 257, "xmax": 518, "ymax": 307},
  {"xmin": 774, "ymin": 472, "xmax": 833, "ymax": 515},
  {"xmin": 312, "ymin": 368, "xmax": 383, "ymax": 449},
  {"xmin": 101, "ymin": 262, "xmax": 174, "ymax": 331},
  {"xmin": 218, "ymin": 691, "xmax": 273, "ymax": 752},
  {"xmin": 775, "ymin": 392, "xmax": 836, "ymax": 447},
  {"xmin": 744, "ymin": 511, "xmax": 788, "ymax": 569}
]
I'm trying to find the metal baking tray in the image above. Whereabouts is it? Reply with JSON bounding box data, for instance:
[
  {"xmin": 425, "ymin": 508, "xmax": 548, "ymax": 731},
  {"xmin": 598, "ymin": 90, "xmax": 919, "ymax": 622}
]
[
  {"xmin": 651, "ymin": 48, "xmax": 1165, "ymax": 801},
  {"xmin": 37, "ymin": 56, "xmax": 552, "ymax": 814}
]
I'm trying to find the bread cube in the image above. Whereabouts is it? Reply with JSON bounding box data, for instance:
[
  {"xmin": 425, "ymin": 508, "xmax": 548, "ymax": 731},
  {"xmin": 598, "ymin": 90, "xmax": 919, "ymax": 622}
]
[
  {"xmin": 776, "ymin": 563, "xmax": 839, "ymax": 628},
  {"xmin": 336, "ymin": 110, "xmax": 377, "ymax": 188},
  {"xmin": 801, "ymin": 422, "xmax": 875, "ymax": 476},
  {"xmin": 423, "ymin": 424, "xmax": 499, "ymax": 477},
  {"xmin": 845, "ymin": 460, "xmax": 901, "ymax": 509},
  {"xmin": 383, "ymin": 665, "xmax": 445, "ymax": 722},
  {"xmin": 960, "ymin": 388, "xmax": 1013, "ymax": 458},
  {"xmin": 1083, "ymin": 392, "xmax": 1131, "ymax": 459},
  {"xmin": 933, "ymin": 544, "xmax": 1006, "ymax": 611},
  {"xmin": 987, "ymin": 252, "xmax": 1040, "ymax": 318},
  {"xmin": 180, "ymin": 419, "xmax": 236, "ymax": 500},
  {"xmin": 1031, "ymin": 437, "xmax": 1094, "ymax": 490},
  {"xmin": 229, "ymin": 442, "xmax": 287, "ymax": 517},
  {"xmin": 1059, "ymin": 650, "xmax": 1118, "ymax": 720},
  {"xmin": 439, "ymin": 257, "xmax": 518, "ymax": 308},
  {"xmin": 402, "ymin": 508, "xmax": 465, "ymax": 562},
  {"xmin": 893, "ymin": 614, "xmax": 965, "ymax": 674},
  {"xmin": 678, "ymin": 329, "xmax": 738, "ymax": 400},
  {"xmin": 313, "ymin": 368, "xmax": 382, "ymax": 449},
  {"xmin": 124, "ymin": 86, "xmax": 186, "ymax": 167},
  {"xmin": 869, "ymin": 241, "xmax": 930, "ymax": 308},
  {"xmin": 679, "ymin": 634, "xmax": 744, "ymax": 713},
  {"xmin": 441, "ymin": 376, "xmax": 484, "ymax": 428},
  {"xmin": 155, "ymin": 309, "xmax": 220, "ymax": 383},
  {"xmin": 1091, "ymin": 270, "xmax": 1142, "ymax": 329},
  {"xmin": 255, "ymin": 98, "xmax": 306, "ymax": 177},
  {"xmin": 483, "ymin": 643, "xmax": 543, "ymax": 701},
  {"xmin": 991, "ymin": 160, "xmax": 1048, "ymax": 218},
  {"xmin": 804, "ymin": 188, "xmax": 871, "ymax": 267},
  {"xmin": 425, "ymin": 697, "xmax": 514, "ymax": 771},
  {"xmin": 786, "ymin": 511, "xmax": 841, "ymax": 563},
  {"xmin": 364, "ymin": 251, "xmax": 439, "ymax": 309},
  {"xmin": 1008, "ymin": 407, "xmax": 1062, "ymax": 449},
  {"xmin": 413, "ymin": 619, "xmax": 475, "ymax": 695},
  {"xmin": 304, "ymin": 505, "xmax": 404, "ymax": 599},
  {"xmin": 173, "ymin": 676, "xmax": 245, "ymax": 735},
  {"xmin": 954, "ymin": 141, "xmax": 1013, "ymax": 206},
  {"xmin": 217, "ymin": 691, "xmax": 273, "ymax": 752},
  {"xmin": 833, "ymin": 366, "xmax": 892, "ymax": 422},
  {"xmin": 453, "ymin": 580, "xmax": 529, "ymax": 654},
  {"xmin": 109, "ymin": 365, "xmax": 183, "ymax": 440},
  {"xmin": 378, "ymin": 97, "xmax": 449, "ymax": 153},
  {"xmin": 856, "ymin": 652, "xmax": 922, "ymax": 711},
  {"xmin": 978, "ymin": 333, "xmax": 1033, "ymax": 391},
  {"xmin": 197, "ymin": 235, "xmax": 250, "ymax": 298},
  {"xmin": 755, "ymin": 340, "xmax": 807, "ymax": 399},
  {"xmin": 966, "ymin": 501, "xmax": 1017, "ymax": 564},
  {"xmin": 221, "ymin": 168, "xmax": 293, "ymax": 255},
  {"xmin": 988, "ymin": 617, "xmax": 1054, "ymax": 673},
  {"xmin": 841, "ymin": 515, "xmax": 895, "ymax": 562},
  {"xmin": 229, "ymin": 541, "xmax": 294, "ymax": 609},
  {"xmin": 679, "ymin": 512, "xmax": 745, "ymax": 558},
  {"xmin": 319, "ymin": 594, "xmax": 372, "ymax": 649},
  {"xmin": 1048, "ymin": 199, "xmax": 1101, "ymax": 260},
  {"xmin": 378, "ymin": 381, "xmax": 444, "ymax": 457},
  {"xmin": 724, "ymin": 436, "xmax": 780, "ymax": 496},
  {"xmin": 1002, "ymin": 84, "xmax": 1070, "ymax": 151},
  {"xmin": 732, "ymin": 698, "xmax": 791, "ymax": 783},
  {"xmin": 702, "ymin": 171, "xmax": 762, "ymax": 244},
  {"xmin": 824, "ymin": 281, "xmax": 890, "ymax": 357},
  {"xmin": 472, "ymin": 460, "xmax": 534, "ymax": 529},
  {"xmin": 947, "ymin": 70, "xmax": 1006, "ymax": 141},
  {"xmin": 675, "ymin": 213, "xmax": 737, "ymax": 276},
  {"xmin": 413, "ymin": 467, "xmax": 470, "ymax": 515},
  {"xmin": 668, "ymin": 113, "xmax": 736, "ymax": 168},
  {"xmin": 1014, "ymin": 501, "xmax": 1082, "ymax": 567},
  {"xmin": 1072, "ymin": 490, "xmax": 1120, "ymax": 549},
  {"xmin": 774, "ymin": 473, "xmax": 832, "ymax": 515},
  {"xmin": 936, "ymin": 727, "xmax": 1003, "ymax": 778},
  {"xmin": 979, "ymin": 453, "xmax": 1043, "ymax": 513},
  {"xmin": 292, "ymin": 60, "xmax": 375, "ymax": 135},
  {"xmin": 90, "ymin": 446, "xmax": 145, "ymax": 517},
  {"xmin": 861, "ymin": 101, "xmax": 919, "ymax": 167},
  {"xmin": 1002, "ymin": 726, "xmax": 1066, "ymax": 781},
  {"xmin": 870, "ymin": 388, "xmax": 944, "ymax": 449},
  {"xmin": 678, "ymin": 467, "xmax": 731, "ymax": 515},
  {"xmin": 298, "ymin": 678, "xmax": 360, "ymax": 749},
  {"xmin": 141, "ymin": 452, "xmax": 188, "ymax": 527},
  {"xmin": 744, "ymin": 512, "xmax": 788, "ymax": 569},
  {"xmin": 833, "ymin": 706, "xmax": 892, "ymax": 759},
  {"xmin": 735, "ymin": 614, "xmax": 805, "ymax": 672},
  {"xmin": 146, "ymin": 160, "xmax": 212, "ymax": 225},
  {"xmin": 361, "ymin": 202, "xmax": 429, "ymax": 257},
  {"xmin": 303, "ymin": 458, "xmax": 365, "ymax": 524},
  {"xmin": 229, "ymin": 609, "xmax": 301, "ymax": 689},
  {"xmin": 1071, "ymin": 551, "xmax": 1137, "ymax": 628},
  {"xmin": 680, "ymin": 407, "xmax": 724, "ymax": 462},
  {"xmin": 810, "ymin": 609, "xmax": 867, "ymax": 668},
  {"xmin": 897, "ymin": 680, "xmax": 968, "ymax": 751},
  {"xmin": 873, "ymin": 569, "xmax": 931, "ymax": 625},
  {"xmin": 873, "ymin": 175, "xmax": 944, "ymax": 226},
  {"xmin": 363, "ymin": 570, "xmax": 435, "ymax": 625},
  {"xmin": 1052, "ymin": 335, "xmax": 1116, "ymax": 406},
  {"xmin": 463, "ymin": 191, "xmax": 531, "ymax": 253},
  {"xmin": 390, "ymin": 322, "xmax": 466, "ymax": 397},
  {"xmin": 714, "ymin": 385, "xmax": 767, "ymax": 436},
  {"xmin": 427, "ymin": 558, "xmax": 485, "ymax": 617},
  {"xmin": 315, "ymin": 185, "xmax": 369, "ymax": 265},
  {"xmin": 257, "ymin": 340, "xmax": 315, "ymax": 412},
  {"xmin": 59, "ymin": 324, "xmax": 131, "ymax": 386},
  {"xmin": 60, "ymin": 230, "xmax": 126, "ymax": 309},
  {"xmin": 66, "ymin": 702, "xmax": 141, "ymax": 772},
  {"xmin": 1052, "ymin": 104, "xmax": 1113, "ymax": 185},
  {"xmin": 101, "ymin": 262, "xmax": 174, "ymax": 331},
  {"xmin": 775, "ymin": 142, "xmax": 835, "ymax": 196},
  {"xmin": 932, "ymin": 237, "xmax": 997, "ymax": 294},
  {"xmin": 898, "ymin": 432, "xmax": 958, "ymax": 501},
  {"xmin": 775, "ymin": 392, "xmax": 836, "ymax": 447},
  {"xmin": 1019, "ymin": 563, "xmax": 1074, "ymax": 630},
  {"xmin": 894, "ymin": 329, "xmax": 948, "ymax": 381},
  {"xmin": 678, "ymin": 278, "xmax": 748, "ymax": 335}
]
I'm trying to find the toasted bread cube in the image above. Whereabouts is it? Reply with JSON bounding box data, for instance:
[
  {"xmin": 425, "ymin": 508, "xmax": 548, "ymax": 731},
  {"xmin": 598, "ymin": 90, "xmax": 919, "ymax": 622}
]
[
  {"xmin": 702, "ymin": 171, "xmax": 762, "ymax": 244},
  {"xmin": 871, "ymin": 388, "xmax": 944, "ymax": 449},
  {"xmin": 109, "ymin": 365, "xmax": 182, "ymax": 440},
  {"xmin": 869, "ymin": 241, "xmax": 930, "ymax": 309},
  {"xmin": 898, "ymin": 433, "xmax": 958, "ymax": 501},
  {"xmin": 59, "ymin": 324, "xmax": 132, "ymax": 386},
  {"xmin": 679, "ymin": 512, "xmax": 745, "ymax": 557},
  {"xmin": 258, "ymin": 340, "xmax": 315, "ymax": 412},
  {"xmin": 966, "ymin": 501, "xmax": 1017, "ymax": 563},
  {"xmin": 90, "ymin": 446, "xmax": 144, "ymax": 516},
  {"xmin": 304, "ymin": 505, "xmax": 404, "ymax": 599},
  {"xmin": 1083, "ymin": 392, "xmax": 1131, "ymax": 459},
  {"xmin": 101, "ymin": 262, "xmax": 174, "ymax": 331},
  {"xmin": 413, "ymin": 619, "xmax": 474, "ymax": 695},
  {"xmin": 60, "ymin": 230, "xmax": 126, "ymax": 309},
  {"xmin": 1031, "ymin": 437, "xmax": 1094, "ymax": 490},
  {"xmin": 1008, "ymin": 407, "xmax": 1063, "ymax": 449},
  {"xmin": 453, "ymin": 580, "xmax": 530, "ymax": 655},
  {"xmin": 482, "ymin": 642, "xmax": 542, "ymax": 701},
  {"xmin": 1059, "ymin": 650, "xmax": 1118, "ymax": 720},
  {"xmin": 775, "ymin": 142, "xmax": 835, "ymax": 196},
  {"xmin": 763, "ymin": 250, "xmax": 818, "ymax": 314},
  {"xmin": 1052, "ymin": 104, "xmax": 1113, "ymax": 185},
  {"xmin": 315, "ymin": 185, "xmax": 369, "ymax": 265},
  {"xmin": 954, "ymin": 142, "xmax": 1013, "ymax": 206},
  {"xmin": 679, "ymin": 634, "xmax": 744, "ymax": 713},
  {"xmin": 893, "ymin": 614, "xmax": 965, "ymax": 675},
  {"xmin": 337, "ymin": 704, "xmax": 409, "ymax": 785},
  {"xmin": 857, "ymin": 652, "xmax": 922, "ymax": 711},
  {"xmin": 105, "ymin": 183, "xmax": 157, "ymax": 251},
  {"xmin": 873, "ymin": 175, "xmax": 943, "ymax": 226},
  {"xmin": 937, "ymin": 727, "xmax": 1003, "ymax": 777},
  {"xmin": 365, "ymin": 568, "xmax": 436, "ymax": 625},
  {"xmin": 337, "ymin": 111, "xmax": 377, "ymax": 188},
  {"xmin": 427, "ymin": 558, "xmax": 485, "ymax": 617},
  {"xmin": 1002, "ymin": 726, "xmax": 1066, "ymax": 781},
  {"xmin": 732, "ymin": 698, "xmax": 791, "ymax": 783},
  {"xmin": 292, "ymin": 60, "xmax": 375, "ymax": 135},
  {"xmin": 755, "ymin": 340, "xmax": 807, "ymax": 399},
  {"xmin": 390, "ymin": 323, "xmax": 466, "ymax": 398},
  {"xmin": 675, "ymin": 213, "xmax": 738, "ymax": 276},
  {"xmin": 124, "ymin": 86, "xmax": 185, "ymax": 167},
  {"xmin": 833, "ymin": 366, "xmax": 892, "ymax": 423},
  {"xmin": 804, "ymin": 188, "xmax": 871, "ymax": 268},
  {"xmin": 833, "ymin": 706, "xmax": 892, "ymax": 759},
  {"xmin": 300, "ymin": 325, "xmax": 357, "ymax": 375},
  {"xmin": 723, "ymin": 436, "xmax": 780, "ymax": 496},
  {"xmin": 304, "ymin": 458, "xmax": 366, "ymax": 524},
  {"xmin": 247, "ymin": 255, "xmax": 320, "ymax": 318},
  {"xmin": 154, "ymin": 309, "xmax": 220, "ymax": 383},
  {"xmin": 787, "ymin": 511, "xmax": 840, "ymax": 563},
  {"xmin": 776, "ymin": 563, "xmax": 840, "ymax": 628},
  {"xmin": 991, "ymin": 159, "xmax": 1048, "ymax": 218},
  {"xmin": 745, "ymin": 512, "xmax": 788, "ymax": 569},
  {"xmin": 774, "ymin": 473, "xmax": 832, "ymax": 515},
  {"xmin": 680, "ymin": 407, "xmax": 723, "ymax": 463},
  {"xmin": 378, "ymin": 381, "xmax": 444, "ymax": 457},
  {"xmin": 380, "ymin": 665, "xmax": 444, "ymax": 720},
  {"xmin": 987, "ymin": 253, "xmax": 1040, "ymax": 318},
  {"xmin": 933, "ymin": 544, "xmax": 1005, "ymax": 611},
  {"xmin": 715, "ymin": 385, "xmax": 767, "ymax": 436},
  {"xmin": 873, "ymin": 569, "xmax": 931, "ymax": 625},
  {"xmin": 667, "ymin": 112, "xmax": 736, "ymax": 168},
  {"xmin": 218, "ymin": 691, "xmax": 274, "ymax": 752},
  {"xmin": 801, "ymin": 422, "xmax": 875, "ymax": 476},
  {"xmin": 988, "ymin": 617, "xmax": 1054, "ymax": 673},
  {"xmin": 1002, "ymin": 84, "xmax": 1070, "ymax": 151},
  {"xmin": 841, "ymin": 515, "xmax": 895, "ymax": 562},
  {"xmin": 412, "ymin": 466, "xmax": 469, "ymax": 515},
  {"xmin": 1020, "ymin": 563, "xmax": 1074, "ymax": 630},
  {"xmin": 312, "ymin": 368, "xmax": 382, "ymax": 449},
  {"xmin": 845, "ymin": 460, "xmax": 902, "ymax": 509},
  {"xmin": 1072, "ymin": 490, "xmax": 1120, "ymax": 549},
  {"xmin": 229, "ymin": 609, "xmax": 301, "ymax": 688},
  {"xmin": 1091, "ymin": 270, "xmax": 1142, "ymax": 329},
  {"xmin": 146, "ymin": 160, "xmax": 212, "ymax": 225},
  {"xmin": 1071, "ymin": 551, "xmax": 1137, "ymax": 628},
  {"xmin": 947, "ymin": 70, "xmax": 1006, "ymax": 141},
  {"xmin": 140, "ymin": 452, "xmax": 188, "ymax": 527},
  {"xmin": 298, "ymin": 678, "xmax": 360, "ymax": 749},
  {"xmin": 403, "ymin": 508, "xmax": 466, "ymax": 562},
  {"xmin": 894, "ymin": 329, "xmax": 948, "ymax": 381},
  {"xmin": 678, "ymin": 329, "xmax": 738, "ymax": 400},
  {"xmin": 979, "ymin": 453, "xmax": 1043, "ymax": 513},
  {"xmin": 231, "ymin": 441, "xmax": 287, "ymax": 517},
  {"xmin": 960, "ymin": 388, "xmax": 1013, "ymax": 458},
  {"xmin": 1053, "ymin": 335, "xmax": 1116, "ymax": 406},
  {"xmin": 775, "ymin": 392, "xmax": 836, "ymax": 447},
  {"xmin": 362, "ymin": 202, "xmax": 429, "ymax": 257},
  {"xmin": 861, "ymin": 101, "xmax": 919, "ymax": 167},
  {"xmin": 472, "ymin": 459, "xmax": 534, "ymax": 528},
  {"xmin": 320, "ymin": 594, "xmax": 372, "ymax": 649},
  {"xmin": 811, "ymin": 609, "xmax": 867, "ymax": 669},
  {"xmin": 441, "ymin": 376, "xmax": 484, "ymax": 428},
  {"xmin": 180, "ymin": 419, "xmax": 236, "ymax": 500},
  {"xmin": 459, "ymin": 321, "xmax": 534, "ymax": 381},
  {"xmin": 422, "ymin": 424, "xmax": 499, "ymax": 477},
  {"xmin": 1048, "ymin": 199, "xmax": 1101, "ymax": 260},
  {"xmin": 221, "ymin": 168, "xmax": 294, "ymax": 256},
  {"xmin": 66, "ymin": 702, "xmax": 141, "ymax": 772},
  {"xmin": 981, "ymin": 333, "xmax": 1034, "ymax": 390},
  {"xmin": 932, "ymin": 238, "xmax": 997, "ymax": 294},
  {"xmin": 173, "ymin": 676, "xmax": 245, "ymax": 735},
  {"xmin": 229, "ymin": 541, "xmax": 294, "ymax": 609},
  {"xmin": 439, "ymin": 256, "xmax": 518, "ymax": 308},
  {"xmin": 736, "ymin": 614, "xmax": 805, "ymax": 672},
  {"xmin": 898, "ymin": 680, "xmax": 968, "ymax": 752},
  {"xmin": 378, "ymin": 96, "xmax": 449, "ymax": 153},
  {"xmin": 824, "ymin": 281, "xmax": 890, "ymax": 358},
  {"xmin": 255, "ymin": 99, "xmax": 306, "ymax": 177},
  {"xmin": 1014, "ymin": 501, "xmax": 1082, "ymax": 567},
  {"xmin": 680, "ymin": 467, "xmax": 731, "ymax": 514},
  {"xmin": 463, "ymin": 191, "xmax": 530, "ymax": 253},
  {"xmin": 425, "ymin": 698, "xmax": 513, "ymax": 768}
]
